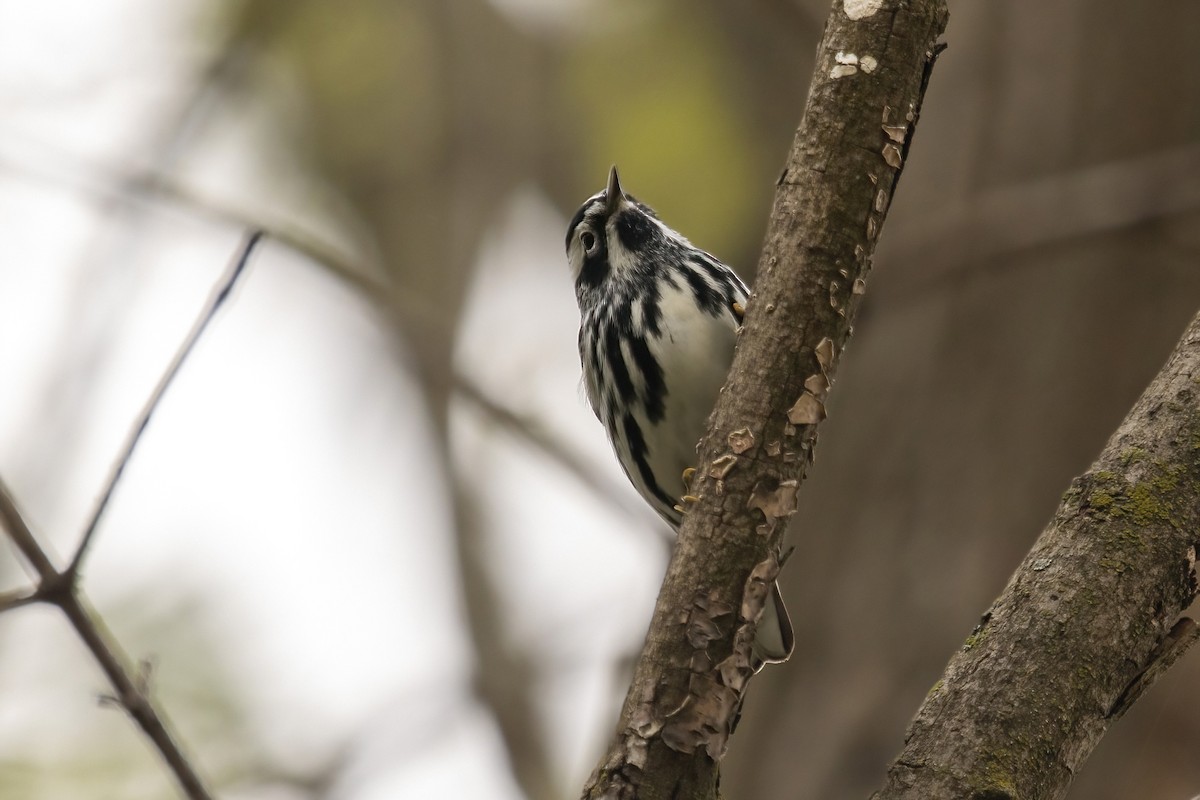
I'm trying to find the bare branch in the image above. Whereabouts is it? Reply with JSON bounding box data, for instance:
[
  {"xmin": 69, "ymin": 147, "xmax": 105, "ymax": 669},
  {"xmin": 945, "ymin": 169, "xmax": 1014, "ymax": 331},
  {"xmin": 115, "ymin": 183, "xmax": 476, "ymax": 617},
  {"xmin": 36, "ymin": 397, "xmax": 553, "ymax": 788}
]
[
  {"xmin": 874, "ymin": 312, "xmax": 1200, "ymax": 799},
  {"xmin": 0, "ymin": 588, "xmax": 40, "ymax": 613},
  {"xmin": 0, "ymin": 484, "xmax": 60, "ymax": 581},
  {"xmin": 0, "ymin": 479, "xmax": 215, "ymax": 800},
  {"xmin": 66, "ymin": 230, "xmax": 263, "ymax": 578},
  {"xmin": 0, "ymin": 233, "xmax": 264, "ymax": 799},
  {"xmin": 582, "ymin": 1, "xmax": 950, "ymax": 797}
]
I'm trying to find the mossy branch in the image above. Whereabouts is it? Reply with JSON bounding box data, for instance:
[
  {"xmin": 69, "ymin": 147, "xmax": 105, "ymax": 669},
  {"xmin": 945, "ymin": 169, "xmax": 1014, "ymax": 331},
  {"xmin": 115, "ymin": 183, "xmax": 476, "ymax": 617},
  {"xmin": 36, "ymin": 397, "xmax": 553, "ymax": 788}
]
[{"xmin": 873, "ymin": 312, "xmax": 1200, "ymax": 799}]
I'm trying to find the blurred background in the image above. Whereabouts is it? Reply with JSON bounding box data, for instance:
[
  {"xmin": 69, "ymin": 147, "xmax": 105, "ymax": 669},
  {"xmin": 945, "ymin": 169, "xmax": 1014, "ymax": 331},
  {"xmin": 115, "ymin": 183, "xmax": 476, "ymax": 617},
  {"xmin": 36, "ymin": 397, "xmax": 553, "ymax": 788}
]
[{"xmin": 1, "ymin": 0, "xmax": 1199, "ymax": 798}]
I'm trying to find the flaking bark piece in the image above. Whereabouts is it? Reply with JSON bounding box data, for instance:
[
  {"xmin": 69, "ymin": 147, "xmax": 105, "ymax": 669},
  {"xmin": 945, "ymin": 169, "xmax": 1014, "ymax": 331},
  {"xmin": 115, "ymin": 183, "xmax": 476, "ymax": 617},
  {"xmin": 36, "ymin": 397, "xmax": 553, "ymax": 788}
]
[
  {"xmin": 1108, "ymin": 617, "xmax": 1199, "ymax": 719},
  {"xmin": 746, "ymin": 478, "xmax": 800, "ymax": 536},
  {"xmin": 727, "ymin": 428, "xmax": 756, "ymax": 454},
  {"xmin": 814, "ymin": 336, "xmax": 836, "ymax": 374},
  {"xmin": 709, "ymin": 454, "xmax": 738, "ymax": 480},
  {"xmin": 625, "ymin": 735, "xmax": 648, "ymax": 770},
  {"xmin": 882, "ymin": 123, "xmax": 908, "ymax": 142},
  {"xmin": 804, "ymin": 373, "xmax": 831, "ymax": 399},
  {"xmin": 685, "ymin": 590, "xmax": 734, "ymax": 649},
  {"xmin": 630, "ymin": 701, "xmax": 662, "ymax": 739},
  {"xmin": 741, "ymin": 553, "xmax": 783, "ymax": 626},
  {"xmin": 788, "ymin": 339, "xmax": 836, "ymax": 425},
  {"xmin": 660, "ymin": 673, "xmax": 741, "ymax": 759},
  {"xmin": 717, "ymin": 653, "xmax": 750, "ymax": 693},
  {"xmin": 788, "ymin": 392, "xmax": 827, "ymax": 424},
  {"xmin": 882, "ymin": 142, "xmax": 903, "ymax": 168},
  {"xmin": 686, "ymin": 613, "xmax": 722, "ymax": 649},
  {"xmin": 600, "ymin": 680, "xmax": 659, "ymax": 794},
  {"xmin": 693, "ymin": 589, "xmax": 735, "ymax": 619},
  {"xmin": 727, "ymin": 597, "xmax": 762, "ymax": 678}
]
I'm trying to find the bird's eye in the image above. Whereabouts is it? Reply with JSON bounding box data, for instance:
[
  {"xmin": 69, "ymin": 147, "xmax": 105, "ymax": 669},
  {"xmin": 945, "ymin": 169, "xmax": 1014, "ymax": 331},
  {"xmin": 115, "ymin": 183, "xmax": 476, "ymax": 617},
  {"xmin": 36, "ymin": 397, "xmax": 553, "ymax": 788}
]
[{"xmin": 580, "ymin": 230, "xmax": 598, "ymax": 254}]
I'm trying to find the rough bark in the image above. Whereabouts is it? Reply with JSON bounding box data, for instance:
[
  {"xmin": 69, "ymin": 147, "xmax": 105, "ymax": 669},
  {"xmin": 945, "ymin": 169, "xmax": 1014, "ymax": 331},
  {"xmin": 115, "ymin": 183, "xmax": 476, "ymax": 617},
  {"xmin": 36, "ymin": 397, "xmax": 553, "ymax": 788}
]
[
  {"xmin": 581, "ymin": 1, "xmax": 950, "ymax": 797},
  {"xmin": 872, "ymin": 311, "xmax": 1200, "ymax": 799}
]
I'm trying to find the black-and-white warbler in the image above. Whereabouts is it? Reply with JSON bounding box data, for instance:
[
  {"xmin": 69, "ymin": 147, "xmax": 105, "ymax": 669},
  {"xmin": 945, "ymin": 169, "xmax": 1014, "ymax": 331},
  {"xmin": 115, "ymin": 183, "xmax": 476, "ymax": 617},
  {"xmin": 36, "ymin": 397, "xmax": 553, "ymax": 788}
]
[{"xmin": 567, "ymin": 166, "xmax": 793, "ymax": 669}]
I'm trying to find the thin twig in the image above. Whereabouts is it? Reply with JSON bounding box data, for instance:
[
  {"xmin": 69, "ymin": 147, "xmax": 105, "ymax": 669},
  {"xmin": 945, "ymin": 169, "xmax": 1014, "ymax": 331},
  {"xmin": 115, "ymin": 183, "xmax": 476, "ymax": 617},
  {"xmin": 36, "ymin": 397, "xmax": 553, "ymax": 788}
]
[
  {"xmin": 0, "ymin": 479, "xmax": 215, "ymax": 800},
  {"xmin": 0, "ymin": 588, "xmax": 40, "ymax": 613},
  {"xmin": 0, "ymin": 232, "xmax": 262, "ymax": 800},
  {"xmin": 0, "ymin": 482, "xmax": 59, "ymax": 579},
  {"xmin": 66, "ymin": 230, "xmax": 264, "ymax": 578}
]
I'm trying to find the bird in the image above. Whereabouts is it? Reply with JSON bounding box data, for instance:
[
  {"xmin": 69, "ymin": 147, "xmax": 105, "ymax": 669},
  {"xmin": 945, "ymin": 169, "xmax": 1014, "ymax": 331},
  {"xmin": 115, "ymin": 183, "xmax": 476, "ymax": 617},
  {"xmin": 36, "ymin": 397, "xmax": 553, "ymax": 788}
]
[{"xmin": 566, "ymin": 166, "xmax": 793, "ymax": 670}]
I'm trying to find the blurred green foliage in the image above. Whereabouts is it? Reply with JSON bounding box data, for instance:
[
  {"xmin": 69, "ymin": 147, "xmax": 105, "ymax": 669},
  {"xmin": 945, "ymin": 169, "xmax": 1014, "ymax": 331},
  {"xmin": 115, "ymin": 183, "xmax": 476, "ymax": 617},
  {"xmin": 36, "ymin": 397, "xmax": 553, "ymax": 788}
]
[
  {"xmin": 221, "ymin": 0, "xmax": 775, "ymax": 271},
  {"xmin": 0, "ymin": 595, "xmax": 257, "ymax": 800},
  {"xmin": 562, "ymin": 4, "xmax": 763, "ymax": 260}
]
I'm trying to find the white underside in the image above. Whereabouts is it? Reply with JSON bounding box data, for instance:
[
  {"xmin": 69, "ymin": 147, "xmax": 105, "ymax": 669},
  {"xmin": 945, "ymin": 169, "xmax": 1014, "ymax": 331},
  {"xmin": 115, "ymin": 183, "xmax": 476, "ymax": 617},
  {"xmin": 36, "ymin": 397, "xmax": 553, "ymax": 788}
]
[
  {"xmin": 639, "ymin": 279, "xmax": 740, "ymax": 502},
  {"xmin": 577, "ymin": 219, "xmax": 793, "ymax": 667}
]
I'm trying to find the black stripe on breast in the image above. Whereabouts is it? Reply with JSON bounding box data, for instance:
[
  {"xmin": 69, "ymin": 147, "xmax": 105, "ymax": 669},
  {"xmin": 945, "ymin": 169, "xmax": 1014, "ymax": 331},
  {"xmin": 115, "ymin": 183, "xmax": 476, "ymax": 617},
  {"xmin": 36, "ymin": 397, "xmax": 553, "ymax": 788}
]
[
  {"xmin": 622, "ymin": 413, "xmax": 676, "ymax": 510},
  {"xmin": 589, "ymin": 319, "xmax": 603, "ymax": 377},
  {"xmin": 679, "ymin": 263, "xmax": 723, "ymax": 314},
  {"xmin": 605, "ymin": 322, "xmax": 635, "ymax": 404},
  {"xmin": 626, "ymin": 334, "xmax": 666, "ymax": 423},
  {"xmin": 691, "ymin": 255, "xmax": 734, "ymax": 296},
  {"xmin": 639, "ymin": 284, "xmax": 662, "ymax": 337}
]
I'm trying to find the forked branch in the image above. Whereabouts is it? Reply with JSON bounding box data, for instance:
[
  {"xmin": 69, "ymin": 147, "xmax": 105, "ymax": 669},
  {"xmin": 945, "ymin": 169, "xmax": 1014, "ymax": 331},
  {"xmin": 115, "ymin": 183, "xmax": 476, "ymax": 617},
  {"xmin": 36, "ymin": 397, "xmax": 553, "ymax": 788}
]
[{"xmin": 0, "ymin": 231, "xmax": 262, "ymax": 800}]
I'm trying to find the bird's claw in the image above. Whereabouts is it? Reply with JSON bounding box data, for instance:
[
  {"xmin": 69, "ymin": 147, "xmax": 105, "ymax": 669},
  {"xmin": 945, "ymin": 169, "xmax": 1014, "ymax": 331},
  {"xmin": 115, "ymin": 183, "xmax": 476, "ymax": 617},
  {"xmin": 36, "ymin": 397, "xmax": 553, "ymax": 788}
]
[{"xmin": 681, "ymin": 466, "xmax": 696, "ymax": 491}]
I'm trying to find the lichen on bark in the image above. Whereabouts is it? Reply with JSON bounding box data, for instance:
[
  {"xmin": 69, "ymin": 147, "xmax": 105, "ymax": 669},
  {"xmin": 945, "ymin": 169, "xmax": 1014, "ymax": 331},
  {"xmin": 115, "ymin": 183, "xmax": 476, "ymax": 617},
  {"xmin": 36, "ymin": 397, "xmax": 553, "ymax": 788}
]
[{"xmin": 874, "ymin": 312, "xmax": 1200, "ymax": 800}]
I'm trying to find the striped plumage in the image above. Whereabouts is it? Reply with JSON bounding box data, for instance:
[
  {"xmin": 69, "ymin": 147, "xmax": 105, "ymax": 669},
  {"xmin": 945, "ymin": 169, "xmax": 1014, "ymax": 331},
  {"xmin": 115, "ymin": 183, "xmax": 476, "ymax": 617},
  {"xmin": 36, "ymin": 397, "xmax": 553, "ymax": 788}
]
[{"xmin": 567, "ymin": 167, "xmax": 793, "ymax": 669}]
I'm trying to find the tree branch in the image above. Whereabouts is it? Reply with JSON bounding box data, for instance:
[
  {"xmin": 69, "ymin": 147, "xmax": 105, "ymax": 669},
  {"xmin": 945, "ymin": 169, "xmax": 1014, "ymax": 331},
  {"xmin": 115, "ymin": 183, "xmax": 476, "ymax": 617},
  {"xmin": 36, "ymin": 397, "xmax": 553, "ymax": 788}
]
[
  {"xmin": 0, "ymin": 233, "xmax": 263, "ymax": 800},
  {"xmin": 66, "ymin": 230, "xmax": 263, "ymax": 578},
  {"xmin": 0, "ymin": 588, "xmax": 40, "ymax": 613},
  {"xmin": 582, "ymin": 1, "xmax": 949, "ymax": 797},
  {"xmin": 873, "ymin": 311, "xmax": 1200, "ymax": 799},
  {"xmin": 0, "ymin": 479, "xmax": 214, "ymax": 800}
]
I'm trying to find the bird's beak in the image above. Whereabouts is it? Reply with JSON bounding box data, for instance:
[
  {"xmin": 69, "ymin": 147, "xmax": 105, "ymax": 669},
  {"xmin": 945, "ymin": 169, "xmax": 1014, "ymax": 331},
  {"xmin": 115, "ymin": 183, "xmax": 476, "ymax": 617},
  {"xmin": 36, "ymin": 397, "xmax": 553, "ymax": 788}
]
[{"xmin": 605, "ymin": 165, "xmax": 623, "ymax": 216}]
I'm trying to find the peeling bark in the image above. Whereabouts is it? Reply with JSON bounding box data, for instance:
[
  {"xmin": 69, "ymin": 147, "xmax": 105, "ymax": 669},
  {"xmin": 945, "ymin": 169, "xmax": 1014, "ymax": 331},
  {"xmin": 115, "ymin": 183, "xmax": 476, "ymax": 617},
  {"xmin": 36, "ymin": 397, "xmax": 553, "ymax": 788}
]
[
  {"xmin": 581, "ymin": 0, "xmax": 950, "ymax": 797},
  {"xmin": 872, "ymin": 312, "xmax": 1200, "ymax": 800}
]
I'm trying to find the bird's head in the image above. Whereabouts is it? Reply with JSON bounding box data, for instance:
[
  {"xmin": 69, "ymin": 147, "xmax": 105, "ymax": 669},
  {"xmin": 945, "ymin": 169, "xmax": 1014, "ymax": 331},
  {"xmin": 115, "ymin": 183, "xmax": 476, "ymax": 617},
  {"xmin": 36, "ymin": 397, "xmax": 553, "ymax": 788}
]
[{"xmin": 565, "ymin": 166, "xmax": 674, "ymax": 292}]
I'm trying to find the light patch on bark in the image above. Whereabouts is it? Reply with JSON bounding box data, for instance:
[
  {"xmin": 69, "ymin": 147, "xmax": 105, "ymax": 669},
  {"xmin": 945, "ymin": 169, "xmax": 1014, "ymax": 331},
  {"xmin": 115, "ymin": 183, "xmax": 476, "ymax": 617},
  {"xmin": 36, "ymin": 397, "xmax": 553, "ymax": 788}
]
[
  {"xmin": 832, "ymin": 51, "xmax": 860, "ymax": 78},
  {"xmin": 844, "ymin": 0, "xmax": 884, "ymax": 20},
  {"xmin": 815, "ymin": 337, "xmax": 837, "ymax": 373}
]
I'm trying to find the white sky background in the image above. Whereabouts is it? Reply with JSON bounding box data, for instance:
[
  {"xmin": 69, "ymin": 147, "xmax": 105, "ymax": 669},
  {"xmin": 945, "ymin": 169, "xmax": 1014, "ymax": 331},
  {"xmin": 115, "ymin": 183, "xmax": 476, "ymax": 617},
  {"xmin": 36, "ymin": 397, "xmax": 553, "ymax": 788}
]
[{"xmin": 0, "ymin": 1, "xmax": 662, "ymax": 798}]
